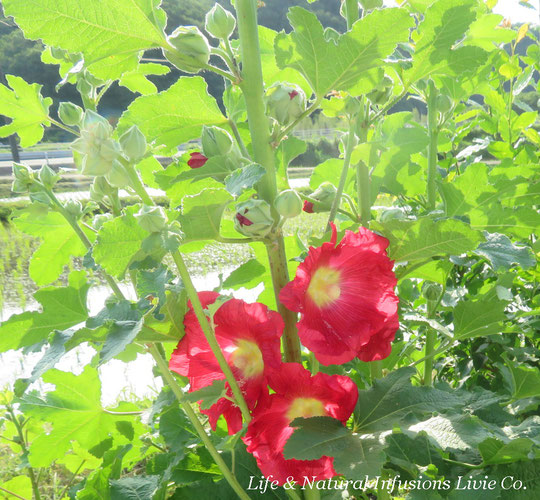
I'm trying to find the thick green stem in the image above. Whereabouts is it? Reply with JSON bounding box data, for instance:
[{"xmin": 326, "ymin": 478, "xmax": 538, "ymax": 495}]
[
  {"xmin": 148, "ymin": 345, "xmax": 251, "ymax": 500},
  {"xmin": 7, "ymin": 405, "xmax": 41, "ymax": 500},
  {"xmin": 170, "ymin": 251, "xmax": 252, "ymax": 422},
  {"xmin": 228, "ymin": 118, "xmax": 251, "ymax": 159},
  {"xmin": 423, "ymin": 298, "xmax": 437, "ymax": 386},
  {"xmin": 426, "ymin": 80, "xmax": 439, "ymax": 211},
  {"xmin": 327, "ymin": 119, "xmax": 356, "ymax": 230},
  {"xmin": 266, "ymin": 239, "xmax": 302, "ymax": 362},
  {"xmin": 356, "ymin": 110, "xmax": 371, "ymax": 226},
  {"xmin": 344, "ymin": 0, "xmax": 359, "ymax": 29},
  {"xmin": 118, "ymin": 158, "xmax": 154, "ymax": 206},
  {"xmin": 235, "ymin": 0, "xmax": 301, "ymax": 362}
]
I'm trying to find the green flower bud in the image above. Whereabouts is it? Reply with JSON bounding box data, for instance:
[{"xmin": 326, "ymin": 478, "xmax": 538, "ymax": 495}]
[
  {"xmin": 82, "ymin": 111, "xmax": 112, "ymax": 137},
  {"xmin": 11, "ymin": 179, "xmax": 29, "ymax": 194},
  {"xmin": 266, "ymin": 83, "xmax": 306, "ymax": 126},
  {"xmin": 64, "ymin": 199, "xmax": 83, "ymax": 219},
  {"xmin": 205, "ymin": 4, "xmax": 236, "ymax": 40},
  {"xmin": 12, "ymin": 163, "xmax": 32, "ymax": 183},
  {"xmin": 28, "ymin": 185, "xmax": 51, "ymax": 206},
  {"xmin": 90, "ymin": 176, "xmax": 114, "ymax": 202},
  {"xmin": 275, "ymin": 189, "xmax": 303, "ymax": 219},
  {"xmin": 308, "ymin": 182, "xmax": 337, "ymax": 212},
  {"xmin": 38, "ymin": 164, "xmax": 60, "ymax": 189},
  {"xmin": 80, "ymin": 152, "xmax": 114, "ymax": 177},
  {"xmin": 119, "ymin": 125, "xmax": 147, "ymax": 162},
  {"xmin": 135, "ymin": 205, "xmax": 168, "ymax": 233},
  {"xmin": 201, "ymin": 125, "xmax": 234, "ymax": 157},
  {"xmin": 105, "ymin": 160, "xmax": 131, "ymax": 188},
  {"xmin": 234, "ymin": 199, "xmax": 273, "ymax": 238},
  {"xmin": 422, "ymin": 282, "xmax": 442, "ymax": 301},
  {"xmin": 437, "ymin": 95, "xmax": 453, "ymax": 114},
  {"xmin": 58, "ymin": 102, "xmax": 84, "ymax": 127},
  {"xmin": 93, "ymin": 213, "xmax": 113, "ymax": 231},
  {"xmin": 165, "ymin": 26, "xmax": 211, "ymax": 73}
]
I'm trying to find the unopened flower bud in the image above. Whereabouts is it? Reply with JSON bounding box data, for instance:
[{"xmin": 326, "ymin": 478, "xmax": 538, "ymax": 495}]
[
  {"xmin": 119, "ymin": 125, "xmax": 146, "ymax": 162},
  {"xmin": 275, "ymin": 189, "xmax": 302, "ymax": 219},
  {"xmin": 437, "ymin": 95, "xmax": 453, "ymax": 114},
  {"xmin": 82, "ymin": 110, "xmax": 111, "ymax": 135},
  {"xmin": 90, "ymin": 177, "xmax": 114, "ymax": 201},
  {"xmin": 135, "ymin": 205, "xmax": 167, "ymax": 233},
  {"xmin": 266, "ymin": 83, "xmax": 306, "ymax": 126},
  {"xmin": 11, "ymin": 179, "xmax": 29, "ymax": 194},
  {"xmin": 13, "ymin": 163, "xmax": 32, "ymax": 183},
  {"xmin": 234, "ymin": 199, "xmax": 273, "ymax": 238},
  {"xmin": 38, "ymin": 164, "xmax": 60, "ymax": 189},
  {"xmin": 64, "ymin": 199, "xmax": 83, "ymax": 218},
  {"xmin": 304, "ymin": 182, "xmax": 337, "ymax": 213},
  {"xmin": 80, "ymin": 153, "xmax": 113, "ymax": 177},
  {"xmin": 187, "ymin": 151, "xmax": 208, "ymax": 168},
  {"xmin": 422, "ymin": 282, "xmax": 442, "ymax": 301},
  {"xmin": 165, "ymin": 26, "xmax": 211, "ymax": 73},
  {"xmin": 105, "ymin": 160, "xmax": 131, "ymax": 188},
  {"xmin": 93, "ymin": 213, "xmax": 113, "ymax": 231},
  {"xmin": 59, "ymin": 102, "xmax": 84, "ymax": 127},
  {"xmin": 205, "ymin": 4, "xmax": 236, "ymax": 40},
  {"xmin": 201, "ymin": 126, "xmax": 234, "ymax": 157}
]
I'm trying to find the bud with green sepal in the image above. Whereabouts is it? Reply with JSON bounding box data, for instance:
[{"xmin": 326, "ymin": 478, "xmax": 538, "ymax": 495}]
[
  {"xmin": 93, "ymin": 213, "xmax": 113, "ymax": 231},
  {"xmin": 266, "ymin": 83, "xmax": 306, "ymax": 126},
  {"xmin": 234, "ymin": 199, "xmax": 274, "ymax": 238},
  {"xmin": 59, "ymin": 102, "xmax": 84, "ymax": 127},
  {"xmin": 275, "ymin": 189, "xmax": 303, "ymax": 219},
  {"xmin": 201, "ymin": 125, "xmax": 234, "ymax": 157},
  {"xmin": 11, "ymin": 163, "xmax": 34, "ymax": 193},
  {"xmin": 90, "ymin": 176, "xmax": 115, "ymax": 203},
  {"xmin": 38, "ymin": 164, "xmax": 60, "ymax": 189},
  {"xmin": 205, "ymin": 4, "xmax": 236, "ymax": 40},
  {"xmin": 422, "ymin": 282, "xmax": 442, "ymax": 302},
  {"xmin": 304, "ymin": 182, "xmax": 338, "ymax": 213},
  {"xmin": 165, "ymin": 26, "xmax": 211, "ymax": 73},
  {"xmin": 119, "ymin": 125, "xmax": 147, "ymax": 162},
  {"xmin": 64, "ymin": 200, "xmax": 84, "ymax": 219},
  {"xmin": 436, "ymin": 95, "xmax": 453, "ymax": 114},
  {"xmin": 135, "ymin": 205, "xmax": 168, "ymax": 233},
  {"xmin": 105, "ymin": 160, "xmax": 131, "ymax": 189}
]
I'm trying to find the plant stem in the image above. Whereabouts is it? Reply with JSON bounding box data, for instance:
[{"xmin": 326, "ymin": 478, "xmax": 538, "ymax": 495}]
[
  {"xmin": 203, "ymin": 63, "xmax": 236, "ymax": 82},
  {"xmin": 57, "ymin": 460, "xmax": 85, "ymax": 500},
  {"xmin": 327, "ymin": 119, "xmax": 355, "ymax": 230},
  {"xmin": 235, "ymin": 0, "xmax": 301, "ymax": 362},
  {"xmin": 0, "ymin": 486, "xmax": 29, "ymax": 500},
  {"xmin": 118, "ymin": 158, "xmax": 154, "ymax": 205},
  {"xmin": 275, "ymin": 96, "xmax": 323, "ymax": 144},
  {"xmin": 356, "ymin": 106, "xmax": 371, "ymax": 226},
  {"xmin": 6, "ymin": 405, "xmax": 41, "ymax": 500},
  {"xmin": 148, "ymin": 345, "xmax": 252, "ymax": 500},
  {"xmin": 49, "ymin": 118, "xmax": 80, "ymax": 137},
  {"xmin": 170, "ymin": 251, "xmax": 252, "ymax": 423},
  {"xmin": 304, "ymin": 485, "xmax": 321, "ymax": 500},
  {"xmin": 423, "ymin": 298, "xmax": 437, "ymax": 386},
  {"xmin": 426, "ymin": 80, "xmax": 439, "ymax": 211},
  {"xmin": 228, "ymin": 118, "xmax": 251, "ymax": 159},
  {"xmin": 344, "ymin": 0, "xmax": 359, "ymax": 29}
]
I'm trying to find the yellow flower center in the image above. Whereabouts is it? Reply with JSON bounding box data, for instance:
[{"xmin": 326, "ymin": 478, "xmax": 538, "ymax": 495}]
[
  {"xmin": 286, "ymin": 397, "xmax": 327, "ymax": 421},
  {"xmin": 230, "ymin": 339, "xmax": 264, "ymax": 378},
  {"xmin": 307, "ymin": 266, "xmax": 341, "ymax": 308}
]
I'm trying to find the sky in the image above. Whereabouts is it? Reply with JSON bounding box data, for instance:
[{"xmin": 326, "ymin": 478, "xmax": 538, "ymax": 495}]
[{"xmin": 383, "ymin": 0, "xmax": 539, "ymax": 24}]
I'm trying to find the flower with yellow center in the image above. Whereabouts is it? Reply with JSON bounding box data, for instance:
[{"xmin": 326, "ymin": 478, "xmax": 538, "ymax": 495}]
[
  {"xmin": 230, "ymin": 339, "xmax": 264, "ymax": 378},
  {"xmin": 307, "ymin": 266, "xmax": 341, "ymax": 308},
  {"xmin": 286, "ymin": 397, "xmax": 327, "ymax": 421}
]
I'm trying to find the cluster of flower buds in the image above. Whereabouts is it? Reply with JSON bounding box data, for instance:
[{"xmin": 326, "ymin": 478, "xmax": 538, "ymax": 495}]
[
  {"xmin": 265, "ymin": 83, "xmax": 306, "ymax": 126},
  {"xmin": 303, "ymin": 182, "xmax": 337, "ymax": 213},
  {"xmin": 274, "ymin": 189, "xmax": 302, "ymax": 219},
  {"xmin": 12, "ymin": 163, "xmax": 60, "ymax": 196},
  {"xmin": 234, "ymin": 199, "xmax": 274, "ymax": 238},
  {"xmin": 71, "ymin": 111, "xmax": 120, "ymax": 176},
  {"xmin": 165, "ymin": 26, "xmax": 211, "ymax": 73},
  {"xmin": 11, "ymin": 163, "xmax": 35, "ymax": 194},
  {"xmin": 205, "ymin": 4, "xmax": 236, "ymax": 40}
]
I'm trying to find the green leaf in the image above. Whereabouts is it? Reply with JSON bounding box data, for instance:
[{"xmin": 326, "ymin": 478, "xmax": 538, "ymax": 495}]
[
  {"xmin": 371, "ymin": 217, "xmax": 484, "ymax": 263},
  {"xmin": 225, "ymin": 163, "xmax": 266, "ymax": 197},
  {"xmin": 222, "ymin": 259, "xmax": 266, "ymax": 289},
  {"xmin": 135, "ymin": 265, "xmax": 175, "ymax": 317},
  {"xmin": 479, "ymin": 437, "xmax": 534, "ymax": 465},
  {"xmin": 94, "ymin": 209, "xmax": 148, "ymax": 278},
  {"xmin": 99, "ymin": 319, "xmax": 144, "ymax": 365},
  {"xmin": 404, "ymin": 0, "xmax": 486, "ymax": 86},
  {"xmin": 475, "ymin": 233, "xmax": 535, "ymax": 271},
  {"xmin": 118, "ymin": 77, "xmax": 227, "ymax": 151},
  {"xmin": 310, "ymin": 158, "xmax": 353, "ymax": 190},
  {"xmin": 275, "ymin": 136, "xmax": 307, "ymax": 191},
  {"xmin": 453, "ymin": 292, "xmax": 507, "ymax": 340},
  {"xmin": 0, "ymin": 271, "xmax": 89, "ymax": 352},
  {"xmin": 3, "ymin": 0, "xmax": 167, "ymax": 79},
  {"xmin": 464, "ymin": 14, "xmax": 515, "ymax": 51},
  {"xmin": 0, "ymin": 476, "xmax": 33, "ymax": 500},
  {"xmin": 499, "ymin": 354, "xmax": 540, "ymax": 400},
  {"xmin": 0, "ymin": 75, "xmax": 52, "ymax": 147},
  {"xmin": 177, "ymin": 155, "xmax": 235, "ymax": 184},
  {"xmin": 354, "ymin": 367, "xmax": 462, "ymax": 433},
  {"xmin": 159, "ymin": 406, "xmax": 195, "ymax": 454},
  {"xmin": 177, "ymin": 189, "xmax": 233, "ymax": 242},
  {"xmin": 385, "ymin": 432, "xmax": 446, "ymax": 476},
  {"xmin": 110, "ymin": 476, "xmax": 159, "ymax": 500},
  {"xmin": 19, "ymin": 366, "xmax": 127, "ymax": 467},
  {"xmin": 184, "ymin": 380, "xmax": 227, "ymax": 410},
  {"xmin": 118, "ymin": 63, "xmax": 170, "ymax": 95},
  {"xmin": 14, "ymin": 210, "xmax": 88, "ymax": 286},
  {"xmin": 284, "ymin": 416, "xmax": 385, "ymax": 479},
  {"xmin": 275, "ymin": 7, "xmax": 413, "ymax": 96},
  {"xmin": 143, "ymin": 290, "xmax": 186, "ymax": 342}
]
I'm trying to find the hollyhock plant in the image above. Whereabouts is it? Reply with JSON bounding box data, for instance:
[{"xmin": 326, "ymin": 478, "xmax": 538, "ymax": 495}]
[
  {"xmin": 243, "ymin": 363, "xmax": 358, "ymax": 485},
  {"xmin": 280, "ymin": 224, "xmax": 399, "ymax": 365},
  {"xmin": 169, "ymin": 292, "xmax": 283, "ymax": 434},
  {"xmin": 187, "ymin": 151, "xmax": 208, "ymax": 168}
]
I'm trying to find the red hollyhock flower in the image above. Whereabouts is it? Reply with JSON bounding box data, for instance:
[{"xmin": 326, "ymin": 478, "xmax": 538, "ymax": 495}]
[
  {"xmin": 169, "ymin": 292, "xmax": 283, "ymax": 434},
  {"xmin": 243, "ymin": 363, "xmax": 358, "ymax": 485},
  {"xmin": 187, "ymin": 151, "xmax": 208, "ymax": 168},
  {"xmin": 279, "ymin": 224, "xmax": 398, "ymax": 365},
  {"xmin": 303, "ymin": 200, "xmax": 314, "ymax": 213}
]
